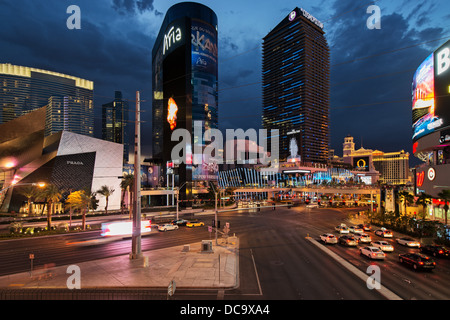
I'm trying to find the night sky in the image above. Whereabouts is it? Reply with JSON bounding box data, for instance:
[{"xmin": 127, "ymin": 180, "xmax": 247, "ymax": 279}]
[{"xmin": 1, "ymin": 0, "xmax": 449, "ymax": 166}]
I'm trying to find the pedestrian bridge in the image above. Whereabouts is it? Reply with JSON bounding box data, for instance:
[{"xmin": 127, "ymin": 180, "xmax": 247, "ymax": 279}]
[{"xmin": 233, "ymin": 186, "xmax": 380, "ymax": 196}]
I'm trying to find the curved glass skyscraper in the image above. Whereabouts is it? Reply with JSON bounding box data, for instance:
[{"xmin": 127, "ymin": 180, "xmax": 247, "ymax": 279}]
[
  {"xmin": 0, "ymin": 63, "xmax": 94, "ymax": 137},
  {"xmin": 152, "ymin": 2, "xmax": 218, "ymax": 204}
]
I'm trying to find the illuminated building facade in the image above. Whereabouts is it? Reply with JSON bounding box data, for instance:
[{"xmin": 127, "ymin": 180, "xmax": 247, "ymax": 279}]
[
  {"xmin": 262, "ymin": 8, "xmax": 330, "ymax": 163},
  {"xmin": 412, "ymin": 39, "xmax": 450, "ymax": 199},
  {"xmin": 372, "ymin": 150, "xmax": 411, "ymax": 185},
  {"xmin": 102, "ymin": 91, "xmax": 129, "ymax": 163},
  {"xmin": 0, "ymin": 63, "xmax": 94, "ymax": 137},
  {"xmin": 152, "ymin": 2, "xmax": 218, "ymax": 204},
  {"xmin": 0, "ymin": 107, "xmax": 123, "ymax": 213}
]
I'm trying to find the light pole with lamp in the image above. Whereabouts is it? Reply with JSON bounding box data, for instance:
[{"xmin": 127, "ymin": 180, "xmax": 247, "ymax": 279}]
[
  {"xmin": 209, "ymin": 181, "xmax": 218, "ymax": 245},
  {"xmin": 175, "ymin": 182, "xmax": 187, "ymax": 221}
]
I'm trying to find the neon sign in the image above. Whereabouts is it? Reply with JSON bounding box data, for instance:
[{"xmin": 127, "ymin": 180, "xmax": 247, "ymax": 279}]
[
  {"xmin": 416, "ymin": 171, "xmax": 424, "ymax": 187},
  {"xmin": 299, "ymin": 8, "xmax": 324, "ymax": 29},
  {"xmin": 163, "ymin": 26, "xmax": 182, "ymax": 55}
]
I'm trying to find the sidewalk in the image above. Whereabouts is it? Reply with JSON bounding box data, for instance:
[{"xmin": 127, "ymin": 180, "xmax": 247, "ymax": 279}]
[{"xmin": 0, "ymin": 236, "xmax": 239, "ymax": 290}]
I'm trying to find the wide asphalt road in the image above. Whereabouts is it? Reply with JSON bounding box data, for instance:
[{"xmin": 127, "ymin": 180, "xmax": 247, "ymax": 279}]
[{"xmin": 0, "ymin": 205, "xmax": 448, "ymax": 300}]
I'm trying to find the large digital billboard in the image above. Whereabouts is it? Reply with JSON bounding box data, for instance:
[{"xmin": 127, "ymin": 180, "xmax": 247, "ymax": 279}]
[
  {"xmin": 412, "ymin": 39, "xmax": 450, "ymax": 142},
  {"xmin": 412, "ymin": 53, "xmax": 438, "ymax": 141},
  {"xmin": 191, "ymin": 18, "xmax": 218, "ymax": 181},
  {"xmin": 191, "ymin": 19, "xmax": 218, "ymax": 75},
  {"xmin": 434, "ymin": 39, "xmax": 450, "ymax": 134}
]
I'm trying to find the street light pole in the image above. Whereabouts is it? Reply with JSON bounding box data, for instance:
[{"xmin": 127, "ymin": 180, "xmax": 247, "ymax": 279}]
[
  {"xmin": 131, "ymin": 91, "xmax": 142, "ymax": 260},
  {"xmin": 176, "ymin": 182, "xmax": 187, "ymax": 220},
  {"xmin": 215, "ymin": 191, "xmax": 218, "ymax": 245}
]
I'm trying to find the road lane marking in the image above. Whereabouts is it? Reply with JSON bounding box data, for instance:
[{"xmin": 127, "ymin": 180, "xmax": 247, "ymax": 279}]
[
  {"xmin": 306, "ymin": 237, "xmax": 403, "ymax": 300},
  {"xmin": 250, "ymin": 249, "xmax": 263, "ymax": 296}
]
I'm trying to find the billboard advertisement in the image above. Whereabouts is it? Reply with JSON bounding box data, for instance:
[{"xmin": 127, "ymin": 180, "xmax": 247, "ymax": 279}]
[
  {"xmin": 434, "ymin": 39, "xmax": 450, "ymax": 133},
  {"xmin": 412, "ymin": 53, "xmax": 438, "ymax": 141},
  {"xmin": 412, "ymin": 39, "xmax": 450, "ymax": 142},
  {"xmin": 192, "ymin": 153, "xmax": 218, "ymax": 181},
  {"xmin": 191, "ymin": 19, "xmax": 218, "ymax": 181},
  {"xmin": 191, "ymin": 19, "xmax": 218, "ymax": 75},
  {"xmin": 353, "ymin": 156, "xmax": 370, "ymax": 172}
]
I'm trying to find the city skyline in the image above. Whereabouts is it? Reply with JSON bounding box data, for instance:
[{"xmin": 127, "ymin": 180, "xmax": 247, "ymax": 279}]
[{"xmin": 1, "ymin": 0, "xmax": 450, "ymax": 165}]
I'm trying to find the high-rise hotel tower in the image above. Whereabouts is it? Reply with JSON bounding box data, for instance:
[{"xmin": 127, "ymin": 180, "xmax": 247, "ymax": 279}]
[
  {"xmin": 0, "ymin": 63, "xmax": 94, "ymax": 137},
  {"xmin": 152, "ymin": 2, "xmax": 218, "ymax": 204},
  {"xmin": 262, "ymin": 8, "xmax": 330, "ymax": 163}
]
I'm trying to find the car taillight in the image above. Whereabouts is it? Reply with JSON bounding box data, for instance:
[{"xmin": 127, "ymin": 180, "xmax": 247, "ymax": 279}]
[
  {"xmin": 419, "ymin": 262, "xmax": 424, "ymax": 265},
  {"xmin": 439, "ymin": 250, "xmax": 443, "ymax": 254}
]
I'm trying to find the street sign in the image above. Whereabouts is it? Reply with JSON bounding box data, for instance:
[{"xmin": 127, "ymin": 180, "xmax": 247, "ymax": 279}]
[
  {"xmin": 168, "ymin": 280, "xmax": 176, "ymax": 297},
  {"xmin": 208, "ymin": 226, "xmax": 212, "ymax": 233}
]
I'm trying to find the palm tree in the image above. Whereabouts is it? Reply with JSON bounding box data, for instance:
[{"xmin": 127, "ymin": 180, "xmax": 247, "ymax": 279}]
[
  {"xmin": 398, "ymin": 191, "xmax": 414, "ymax": 216},
  {"xmin": 37, "ymin": 184, "xmax": 62, "ymax": 230},
  {"xmin": 65, "ymin": 190, "xmax": 91, "ymax": 230},
  {"xmin": 18, "ymin": 185, "xmax": 37, "ymax": 215},
  {"xmin": 437, "ymin": 189, "xmax": 450, "ymax": 225},
  {"xmin": 415, "ymin": 193, "xmax": 433, "ymax": 220},
  {"xmin": 97, "ymin": 185, "xmax": 115, "ymax": 215},
  {"xmin": 120, "ymin": 174, "xmax": 134, "ymax": 218}
]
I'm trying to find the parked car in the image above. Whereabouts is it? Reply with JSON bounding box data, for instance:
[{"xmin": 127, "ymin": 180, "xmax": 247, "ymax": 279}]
[
  {"xmin": 349, "ymin": 226, "xmax": 364, "ymax": 234},
  {"xmin": 172, "ymin": 219, "xmax": 188, "ymax": 226},
  {"xmin": 396, "ymin": 237, "xmax": 421, "ymax": 248},
  {"xmin": 354, "ymin": 233, "xmax": 372, "ymax": 243},
  {"xmin": 371, "ymin": 240, "xmax": 394, "ymax": 252},
  {"xmin": 420, "ymin": 245, "xmax": 450, "ymax": 258},
  {"xmin": 158, "ymin": 224, "xmax": 179, "ymax": 232},
  {"xmin": 186, "ymin": 221, "xmax": 205, "ymax": 228},
  {"xmin": 398, "ymin": 253, "xmax": 436, "ymax": 270},
  {"xmin": 358, "ymin": 224, "xmax": 371, "ymax": 232},
  {"xmin": 335, "ymin": 224, "xmax": 349, "ymax": 234},
  {"xmin": 360, "ymin": 246, "xmax": 386, "ymax": 260},
  {"xmin": 338, "ymin": 235, "xmax": 358, "ymax": 247},
  {"xmin": 320, "ymin": 233, "xmax": 338, "ymax": 244},
  {"xmin": 375, "ymin": 228, "xmax": 393, "ymax": 238}
]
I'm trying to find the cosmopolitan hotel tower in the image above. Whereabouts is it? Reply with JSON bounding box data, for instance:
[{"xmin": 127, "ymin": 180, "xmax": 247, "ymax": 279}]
[
  {"xmin": 0, "ymin": 63, "xmax": 94, "ymax": 137},
  {"xmin": 152, "ymin": 2, "xmax": 218, "ymax": 204},
  {"xmin": 262, "ymin": 8, "xmax": 330, "ymax": 163}
]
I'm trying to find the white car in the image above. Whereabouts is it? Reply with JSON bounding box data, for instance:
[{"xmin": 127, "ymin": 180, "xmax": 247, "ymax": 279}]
[
  {"xmin": 371, "ymin": 240, "xmax": 394, "ymax": 252},
  {"xmin": 320, "ymin": 233, "xmax": 338, "ymax": 244},
  {"xmin": 396, "ymin": 237, "xmax": 420, "ymax": 248},
  {"xmin": 335, "ymin": 224, "xmax": 349, "ymax": 234},
  {"xmin": 360, "ymin": 246, "xmax": 386, "ymax": 260},
  {"xmin": 375, "ymin": 228, "xmax": 393, "ymax": 238},
  {"xmin": 349, "ymin": 226, "xmax": 364, "ymax": 234},
  {"xmin": 306, "ymin": 203, "xmax": 319, "ymax": 208},
  {"xmin": 158, "ymin": 224, "xmax": 179, "ymax": 232},
  {"xmin": 354, "ymin": 233, "xmax": 372, "ymax": 243}
]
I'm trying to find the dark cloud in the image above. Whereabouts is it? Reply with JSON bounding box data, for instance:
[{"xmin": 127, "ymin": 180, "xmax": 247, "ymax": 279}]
[
  {"xmin": 325, "ymin": 0, "xmax": 445, "ymax": 165},
  {"xmin": 112, "ymin": 0, "xmax": 161, "ymax": 15}
]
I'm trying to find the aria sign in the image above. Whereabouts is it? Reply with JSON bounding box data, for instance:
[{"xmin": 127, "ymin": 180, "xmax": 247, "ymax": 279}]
[{"xmin": 163, "ymin": 25, "xmax": 182, "ymax": 55}]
